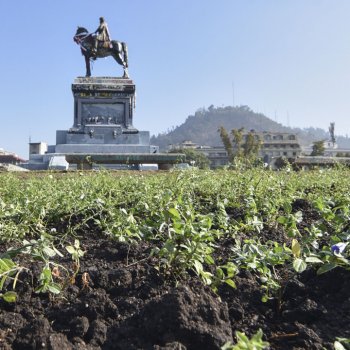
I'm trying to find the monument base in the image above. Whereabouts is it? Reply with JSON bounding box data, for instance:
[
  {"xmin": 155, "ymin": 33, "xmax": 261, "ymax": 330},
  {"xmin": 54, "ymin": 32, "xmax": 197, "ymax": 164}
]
[
  {"xmin": 26, "ymin": 77, "xmax": 184, "ymax": 170},
  {"xmin": 62, "ymin": 153, "xmax": 184, "ymax": 170}
]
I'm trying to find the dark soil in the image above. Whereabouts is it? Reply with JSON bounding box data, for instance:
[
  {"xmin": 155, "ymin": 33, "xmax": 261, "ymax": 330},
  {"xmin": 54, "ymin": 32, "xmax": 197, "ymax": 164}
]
[{"xmin": 0, "ymin": 205, "xmax": 349, "ymax": 349}]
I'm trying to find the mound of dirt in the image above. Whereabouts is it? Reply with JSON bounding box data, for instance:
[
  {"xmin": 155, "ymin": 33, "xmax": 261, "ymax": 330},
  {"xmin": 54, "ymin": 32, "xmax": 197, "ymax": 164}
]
[{"xmin": 0, "ymin": 229, "xmax": 349, "ymax": 349}]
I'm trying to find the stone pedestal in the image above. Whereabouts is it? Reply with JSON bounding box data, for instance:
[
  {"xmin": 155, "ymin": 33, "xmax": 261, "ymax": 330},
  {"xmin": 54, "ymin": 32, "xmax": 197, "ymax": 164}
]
[
  {"xmin": 56, "ymin": 77, "xmax": 156, "ymax": 154},
  {"xmin": 26, "ymin": 76, "xmax": 184, "ymax": 170},
  {"xmin": 52, "ymin": 77, "xmax": 184, "ymax": 169}
]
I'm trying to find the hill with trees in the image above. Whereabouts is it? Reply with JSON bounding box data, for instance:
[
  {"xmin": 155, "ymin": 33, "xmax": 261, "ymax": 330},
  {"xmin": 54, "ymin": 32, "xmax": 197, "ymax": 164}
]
[{"xmin": 150, "ymin": 105, "xmax": 350, "ymax": 151}]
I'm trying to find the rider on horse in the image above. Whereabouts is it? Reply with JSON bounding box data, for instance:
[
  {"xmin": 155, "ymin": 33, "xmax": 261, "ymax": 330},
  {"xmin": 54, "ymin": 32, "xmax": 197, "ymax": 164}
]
[
  {"xmin": 74, "ymin": 19, "xmax": 129, "ymax": 78},
  {"xmin": 93, "ymin": 17, "xmax": 111, "ymax": 53}
]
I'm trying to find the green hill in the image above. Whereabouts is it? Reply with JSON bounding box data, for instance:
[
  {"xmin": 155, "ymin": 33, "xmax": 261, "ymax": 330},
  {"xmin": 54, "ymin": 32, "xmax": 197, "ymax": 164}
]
[{"xmin": 151, "ymin": 105, "xmax": 345, "ymax": 151}]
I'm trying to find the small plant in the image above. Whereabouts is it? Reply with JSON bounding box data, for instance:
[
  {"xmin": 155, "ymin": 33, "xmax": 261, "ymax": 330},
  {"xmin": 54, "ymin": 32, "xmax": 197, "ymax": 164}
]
[
  {"xmin": 35, "ymin": 266, "xmax": 62, "ymax": 294},
  {"xmin": 334, "ymin": 337, "xmax": 350, "ymax": 350},
  {"xmin": 22, "ymin": 233, "xmax": 63, "ymax": 263},
  {"xmin": 291, "ymin": 238, "xmax": 307, "ymax": 273},
  {"xmin": 316, "ymin": 240, "xmax": 350, "ymax": 275},
  {"xmin": 21, "ymin": 234, "xmax": 66, "ymax": 294},
  {"xmin": 66, "ymin": 239, "xmax": 85, "ymax": 281},
  {"xmin": 152, "ymin": 198, "xmax": 218, "ymax": 285},
  {"xmin": 0, "ymin": 257, "xmax": 23, "ymax": 302},
  {"xmin": 221, "ymin": 329, "xmax": 269, "ymax": 350},
  {"xmin": 211, "ymin": 262, "xmax": 238, "ymax": 292},
  {"xmin": 277, "ymin": 201, "xmax": 303, "ymax": 238},
  {"xmin": 231, "ymin": 238, "xmax": 291, "ymax": 302}
]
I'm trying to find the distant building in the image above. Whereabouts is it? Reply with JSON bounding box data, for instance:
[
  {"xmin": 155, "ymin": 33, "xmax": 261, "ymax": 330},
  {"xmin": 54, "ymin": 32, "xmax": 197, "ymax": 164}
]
[
  {"xmin": 196, "ymin": 146, "xmax": 229, "ymax": 168},
  {"xmin": 294, "ymin": 156, "xmax": 350, "ymax": 170},
  {"xmin": 302, "ymin": 140, "xmax": 350, "ymax": 157},
  {"xmin": 29, "ymin": 142, "xmax": 48, "ymax": 156},
  {"xmin": 0, "ymin": 148, "xmax": 26, "ymax": 165},
  {"xmin": 168, "ymin": 131, "xmax": 302, "ymax": 169},
  {"xmin": 167, "ymin": 141, "xmax": 229, "ymax": 168},
  {"xmin": 168, "ymin": 140, "xmax": 198, "ymax": 150},
  {"xmin": 22, "ymin": 142, "xmax": 68, "ymax": 170},
  {"xmin": 253, "ymin": 131, "xmax": 302, "ymax": 163}
]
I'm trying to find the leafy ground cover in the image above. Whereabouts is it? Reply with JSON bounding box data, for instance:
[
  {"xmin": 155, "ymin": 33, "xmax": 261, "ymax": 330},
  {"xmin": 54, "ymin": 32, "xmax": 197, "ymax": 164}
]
[{"xmin": 0, "ymin": 168, "xmax": 349, "ymax": 349}]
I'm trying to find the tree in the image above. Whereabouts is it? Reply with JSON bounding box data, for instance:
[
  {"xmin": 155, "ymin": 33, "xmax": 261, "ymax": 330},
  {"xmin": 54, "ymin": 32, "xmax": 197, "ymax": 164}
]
[
  {"xmin": 231, "ymin": 127, "xmax": 244, "ymax": 158},
  {"xmin": 169, "ymin": 148, "xmax": 210, "ymax": 169},
  {"xmin": 219, "ymin": 127, "xmax": 261, "ymax": 163},
  {"xmin": 311, "ymin": 140, "xmax": 325, "ymax": 156},
  {"xmin": 218, "ymin": 126, "xmax": 233, "ymax": 161},
  {"xmin": 243, "ymin": 131, "xmax": 261, "ymax": 159}
]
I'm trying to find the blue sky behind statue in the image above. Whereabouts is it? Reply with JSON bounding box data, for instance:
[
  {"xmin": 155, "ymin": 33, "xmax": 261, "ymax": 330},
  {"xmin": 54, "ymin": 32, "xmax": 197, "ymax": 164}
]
[{"xmin": 1, "ymin": 0, "xmax": 350, "ymax": 158}]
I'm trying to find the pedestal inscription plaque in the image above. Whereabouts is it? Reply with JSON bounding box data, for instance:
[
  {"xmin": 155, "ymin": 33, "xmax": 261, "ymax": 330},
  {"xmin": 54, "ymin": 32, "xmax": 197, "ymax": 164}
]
[
  {"xmin": 56, "ymin": 77, "xmax": 153, "ymax": 153},
  {"xmin": 72, "ymin": 77, "xmax": 136, "ymax": 131}
]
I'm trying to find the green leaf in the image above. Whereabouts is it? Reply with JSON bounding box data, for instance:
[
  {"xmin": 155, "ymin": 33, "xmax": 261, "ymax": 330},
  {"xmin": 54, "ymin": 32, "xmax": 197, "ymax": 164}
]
[
  {"xmin": 168, "ymin": 208, "xmax": 181, "ymax": 220},
  {"xmin": 204, "ymin": 255, "xmax": 215, "ymax": 265},
  {"xmin": 221, "ymin": 342, "xmax": 234, "ymax": 350},
  {"xmin": 305, "ymin": 256, "xmax": 323, "ymax": 264},
  {"xmin": 0, "ymin": 275, "xmax": 7, "ymax": 290},
  {"xmin": 2, "ymin": 291, "xmax": 17, "ymax": 303},
  {"xmin": 0, "ymin": 258, "xmax": 15, "ymax": 272},
  {"xmin": 43, "ymin": 246, "xmax": 56, "ymax": 258},
  {"xmin": 47, "ymin": 283, "xmax": 61, "ymax": 294},
  {"xmin": 335, "ymin": 256, "xmax": 350, "ymax": 265},
  {"xmin": 193, "ymin": 260, "xmax": 203, "ymax": 275},
  {"xmin": 317, "ymin": 263, "xmax": 337, "ymax": 275},
  {"xmin": 291, "ymin": 239, "xmax": 301, "ymax": 258},
  {"xmin": 261, "ymin": 294, "xmax": 269, "ymax": 302},
  {"xmin": 224, "ymin": 262, "xmax": 237, "ymax": 277},
  {"xmin": 247, "ymin": 262, "xmax": 257, "ymax": 269},
  {"xmin": 334, "ymin": 341, "xmax": 346, "ymax": 350},
  {"xmin": 283, "ymin": 202, "xmax": 292, "ymax": 214},
  {"xmin": 53, "ymin": 247, "xmax": 63, "ymax": 257},
  {"xmin": 77, "ymin": 249, "xmax": 85, "ymax": 258},
  {"xmin": 235, "ymin": 331, "xmax": 250, "ymax": 343},
  {"xmin": 216, "ymin": 267, "xmax": 224, "ymax": 279},
  {"xmin": 277, "ymin": 216, "xmax": 287, "ymax": 225},
  {"xmin": 294, "ymin": 211, "xmax": 303, "ymax": 223},
  {"xmin": 66, "ymin": 246, "xmax": 76, "ymax": 255},
  {"xmin": 293, "ymin": 258, "xmax": 307, "ymax": 273},
  {"xmin": 224, "ymin": 279, "xmax": 236, "ymax": 289},
  {"xmin": 200, "ymin": 270, "xmax": 213, "ymax": 285}
]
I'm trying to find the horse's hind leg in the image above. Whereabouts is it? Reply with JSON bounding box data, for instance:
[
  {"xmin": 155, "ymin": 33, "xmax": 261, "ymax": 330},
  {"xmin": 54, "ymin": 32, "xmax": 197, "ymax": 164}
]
[
  {"xmin": 122, "ymin": 67, "xmax": 129, "ymax": 79},
  {"xmin": 113, "ymin": 52, "xmax": 124, "ymax": 66},
  {"xmin": 114, "ymin": 42, "xmax": 128, "ymax": 68},
  {"xmin": 85, "ymin": 55, "xmax": 91, "ymax": 77},
  {"xmin": 112, "ymin": 53, "xmax": 129, "ymax": 78},
  {"xmin": 122, "ymin": 42, "xmax": 128, "ymax": 68}
]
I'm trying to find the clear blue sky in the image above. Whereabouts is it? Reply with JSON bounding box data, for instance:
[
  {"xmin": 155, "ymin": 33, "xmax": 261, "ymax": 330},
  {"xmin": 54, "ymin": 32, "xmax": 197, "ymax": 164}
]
[{"xmin": 1, "ymin": 1, "xmax": 350, "ymax": 158}]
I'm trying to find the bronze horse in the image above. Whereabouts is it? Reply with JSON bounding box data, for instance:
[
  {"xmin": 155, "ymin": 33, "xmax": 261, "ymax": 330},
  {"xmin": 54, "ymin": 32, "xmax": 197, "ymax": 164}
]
[{"xmin": 73, "ymin": 27, "xmax": 129, "ymax": 78}]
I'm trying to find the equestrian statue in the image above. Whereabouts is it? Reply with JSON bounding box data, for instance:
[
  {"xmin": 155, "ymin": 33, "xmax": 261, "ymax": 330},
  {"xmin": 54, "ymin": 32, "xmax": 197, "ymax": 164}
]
[{"xmin": 74, "ymin": 17, "xmax": 129, "ymax": 78}]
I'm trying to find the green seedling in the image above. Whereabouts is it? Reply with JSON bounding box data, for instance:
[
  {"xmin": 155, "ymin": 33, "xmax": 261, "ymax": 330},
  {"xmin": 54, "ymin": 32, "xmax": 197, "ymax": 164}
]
[
  {"xmin": 0, "ymin": 257, "xmax": 23, "ymax": 303},
  {"xmin": 66, "ymin": 239, "xmax": 85, "ymax": 281},
  {"xmin": 231, "ymin": 238, "xmax": 291, "ymax": 302},
  {"xmin": 35, "ymin": 266, "xmax": 62, "ymax": 294},
  {"xmin": 221, "ymin": 329, "xmax": 269, "ymax": 350}
]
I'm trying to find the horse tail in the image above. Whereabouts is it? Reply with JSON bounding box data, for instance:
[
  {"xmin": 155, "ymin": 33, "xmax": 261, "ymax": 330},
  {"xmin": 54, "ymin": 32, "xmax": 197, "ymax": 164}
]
[{"xmin": 122, "ymin": 42, "xmax": 128, "ymax": 68}]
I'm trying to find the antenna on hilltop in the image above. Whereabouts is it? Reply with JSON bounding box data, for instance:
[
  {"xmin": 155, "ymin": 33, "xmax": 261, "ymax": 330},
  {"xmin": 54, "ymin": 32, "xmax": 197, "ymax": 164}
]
[{"xmin": 232, "ymin": 81, "xmax": 235, "ymax": 107}]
